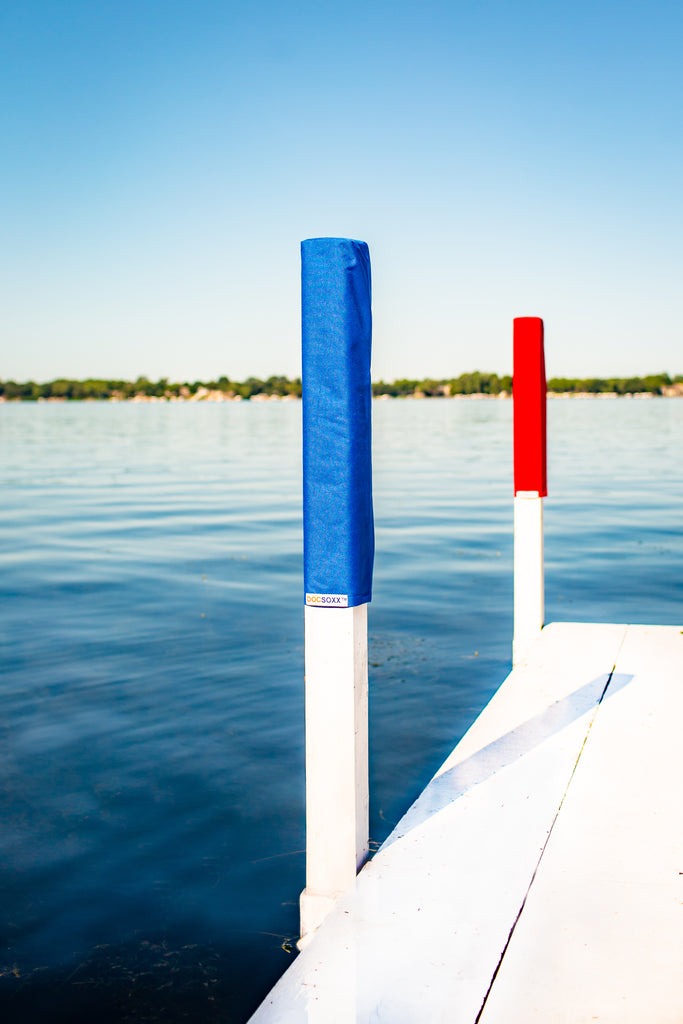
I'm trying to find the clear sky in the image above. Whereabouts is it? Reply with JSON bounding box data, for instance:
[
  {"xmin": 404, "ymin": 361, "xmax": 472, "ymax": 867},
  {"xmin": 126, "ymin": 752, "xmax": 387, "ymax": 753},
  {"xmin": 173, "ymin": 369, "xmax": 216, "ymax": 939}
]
[{"xmin": 2, "ymin": 0, "xmax": 681, "ymax": 383}]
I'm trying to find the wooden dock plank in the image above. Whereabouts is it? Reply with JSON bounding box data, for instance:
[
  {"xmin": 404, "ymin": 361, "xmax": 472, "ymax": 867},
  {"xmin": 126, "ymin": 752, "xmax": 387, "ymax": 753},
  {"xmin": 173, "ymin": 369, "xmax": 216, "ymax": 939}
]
[
  {"xmin": 249, "ymin": 623, "xmax": 628, "ymax": 1022},
  {"xmin": 478, "ymin": 624, "xmax": 683, "ymax": 1024}
]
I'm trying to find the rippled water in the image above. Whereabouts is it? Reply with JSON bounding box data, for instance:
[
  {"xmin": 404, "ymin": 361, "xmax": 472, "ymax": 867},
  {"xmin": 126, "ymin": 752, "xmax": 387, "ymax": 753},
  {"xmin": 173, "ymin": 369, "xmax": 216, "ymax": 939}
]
[{"xmin": 1, "ymin": 398, "xmax": 681, "ymax": 1022}]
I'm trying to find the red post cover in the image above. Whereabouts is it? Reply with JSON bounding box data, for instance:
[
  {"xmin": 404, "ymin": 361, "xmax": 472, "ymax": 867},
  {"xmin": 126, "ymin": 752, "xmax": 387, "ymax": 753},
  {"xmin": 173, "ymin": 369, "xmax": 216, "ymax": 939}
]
[{"xmin": 513, "ymin": 317, "xmax": 547, "ymax": 497}]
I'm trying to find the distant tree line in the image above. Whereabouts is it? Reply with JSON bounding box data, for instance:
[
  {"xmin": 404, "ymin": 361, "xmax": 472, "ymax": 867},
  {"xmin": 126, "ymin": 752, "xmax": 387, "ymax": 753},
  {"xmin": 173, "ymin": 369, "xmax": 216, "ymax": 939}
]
[
  {"xmin": 0, "ymin": 375, "xmax": 303, "ymax": 400},
  {"xmin": 372, "ymin": 371, "xmax": 682, "ymax": 396},
  {"xmin": 546, "ymin": 374, "xmax": 680, "ymax": 395},
  {"xmin": 372, "ymin": 372, "xmax": 512, "ymax": 396},
  {"xmin": 0, "ymin": 371, "xmax": 681, "ymax": 401}
]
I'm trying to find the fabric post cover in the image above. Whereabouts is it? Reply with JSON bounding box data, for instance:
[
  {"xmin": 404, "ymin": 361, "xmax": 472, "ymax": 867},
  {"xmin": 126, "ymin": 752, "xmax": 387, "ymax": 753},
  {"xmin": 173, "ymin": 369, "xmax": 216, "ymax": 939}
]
[
  {"xmin": 513, "ymin": 316, "xmax": 548, "ymax": 497},
  {"xmin": 301, "ymin": 237, "xmax": 374, "ymax": 608}
]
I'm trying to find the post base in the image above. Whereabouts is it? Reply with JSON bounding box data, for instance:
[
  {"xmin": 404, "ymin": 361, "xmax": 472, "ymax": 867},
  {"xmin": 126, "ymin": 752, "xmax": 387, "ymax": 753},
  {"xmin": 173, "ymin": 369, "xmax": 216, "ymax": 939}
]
[{"xmin": 298, "ymin": 887, "xmax": 343, "ymax": 950}]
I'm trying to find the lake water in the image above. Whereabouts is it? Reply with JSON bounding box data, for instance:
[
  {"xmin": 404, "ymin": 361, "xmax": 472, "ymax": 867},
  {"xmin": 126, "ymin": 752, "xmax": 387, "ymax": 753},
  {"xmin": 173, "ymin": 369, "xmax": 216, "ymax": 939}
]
[{"xmin": 1, "ymin": 398, "xmax": 681, "ymax": 1022}]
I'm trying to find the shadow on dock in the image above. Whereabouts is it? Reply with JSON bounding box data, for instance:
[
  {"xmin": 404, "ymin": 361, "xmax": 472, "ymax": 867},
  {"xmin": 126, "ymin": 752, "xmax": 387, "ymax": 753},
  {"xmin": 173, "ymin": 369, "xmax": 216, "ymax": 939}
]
[{"xmin": 383, "ymin": 670, "xmax": 634, "ymax": 849}]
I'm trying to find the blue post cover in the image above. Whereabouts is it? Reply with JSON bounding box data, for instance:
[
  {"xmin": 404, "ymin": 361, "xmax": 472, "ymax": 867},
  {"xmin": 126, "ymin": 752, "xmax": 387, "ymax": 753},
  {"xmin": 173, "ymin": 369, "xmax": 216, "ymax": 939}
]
[{"xmin": 301, "ymin": 237, "xmax": 374, "ymax": 608}]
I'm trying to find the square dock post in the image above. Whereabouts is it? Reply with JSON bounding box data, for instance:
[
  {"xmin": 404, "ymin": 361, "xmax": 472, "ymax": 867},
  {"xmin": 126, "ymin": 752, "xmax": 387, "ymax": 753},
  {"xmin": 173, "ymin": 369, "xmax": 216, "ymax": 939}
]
[
  {"xmin": 299, "ymin": 237, "xmax": 374, "ymax": 947},
  {"xmin": 513, "ymin": 316, "xmax": 547, "ymax": 664}
]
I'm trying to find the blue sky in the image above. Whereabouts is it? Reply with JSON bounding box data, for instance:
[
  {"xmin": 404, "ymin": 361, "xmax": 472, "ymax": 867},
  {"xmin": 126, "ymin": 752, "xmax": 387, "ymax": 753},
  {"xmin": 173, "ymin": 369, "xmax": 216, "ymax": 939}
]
[{"xmin": 2, "ymin": 0, "xmax": 681, "ymax": 382}]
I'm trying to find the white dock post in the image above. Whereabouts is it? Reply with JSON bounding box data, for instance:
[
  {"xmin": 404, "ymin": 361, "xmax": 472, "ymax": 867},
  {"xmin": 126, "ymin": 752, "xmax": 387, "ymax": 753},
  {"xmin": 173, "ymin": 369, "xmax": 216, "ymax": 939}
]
[
  {"xmin": 513, "ymin": 491, "xmax": 544, "ymax": 663},
  {"xmin": 299, "ymin": 238, "xmax": 374, "ymax": 948},
  {"xmin": 299, "ymin": 604, "xmax": 369, "ymax": 945},
  {"xmin": 512, "ymin": 317, "xmax": 547, "ymax": 665}
]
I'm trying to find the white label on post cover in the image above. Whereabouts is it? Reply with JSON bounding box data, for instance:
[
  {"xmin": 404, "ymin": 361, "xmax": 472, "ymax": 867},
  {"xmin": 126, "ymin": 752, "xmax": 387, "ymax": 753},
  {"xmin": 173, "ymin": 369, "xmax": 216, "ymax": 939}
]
[{"xmin": 305, "ymin": 593, "xmax": 349, "ymax": 607}]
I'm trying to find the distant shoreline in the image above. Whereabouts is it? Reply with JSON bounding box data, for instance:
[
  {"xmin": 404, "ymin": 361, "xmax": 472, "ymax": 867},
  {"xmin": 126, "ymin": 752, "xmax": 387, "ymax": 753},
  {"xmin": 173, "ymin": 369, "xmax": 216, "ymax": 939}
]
[
  {"xmin": 1, "ymin": 372, "xmax": 682, "ymax": 403},
  {"xmin": 3, "ymin": 391, "xmax": 683, "ymax": 404}
]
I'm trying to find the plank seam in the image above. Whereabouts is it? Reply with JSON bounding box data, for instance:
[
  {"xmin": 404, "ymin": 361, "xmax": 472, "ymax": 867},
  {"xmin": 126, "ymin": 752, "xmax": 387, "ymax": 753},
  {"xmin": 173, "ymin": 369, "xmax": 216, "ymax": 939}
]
[{"xmin": 473, "ymin": 642, "xmax": 626, "ymax": 1024}]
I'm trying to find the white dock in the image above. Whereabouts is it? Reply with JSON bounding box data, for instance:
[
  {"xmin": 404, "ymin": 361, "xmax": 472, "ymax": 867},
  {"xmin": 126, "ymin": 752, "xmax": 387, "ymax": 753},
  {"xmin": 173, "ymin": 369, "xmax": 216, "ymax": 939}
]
[{"xmin": 249, "ymin": 621, "xmax": 683, "ymax": 1023}]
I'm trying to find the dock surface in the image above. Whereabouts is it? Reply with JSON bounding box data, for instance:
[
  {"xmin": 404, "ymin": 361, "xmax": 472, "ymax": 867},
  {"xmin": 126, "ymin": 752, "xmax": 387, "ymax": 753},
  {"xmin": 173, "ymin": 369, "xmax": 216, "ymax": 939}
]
[{"xmin": 249, "ymin": 622, "xmax": 683, "ymax": 1023}]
